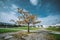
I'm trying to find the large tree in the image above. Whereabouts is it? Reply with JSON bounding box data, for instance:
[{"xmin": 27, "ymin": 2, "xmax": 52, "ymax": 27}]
[
  {"xmin": 11, "ymin": 8, "xmax": 41, "ymax": 33},
  {"xmin": 17, "ymin": 8, "xmax": 41, "ymax": 32}
]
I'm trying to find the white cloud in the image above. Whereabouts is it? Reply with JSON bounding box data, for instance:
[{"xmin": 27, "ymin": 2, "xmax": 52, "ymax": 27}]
[
  {"xmin": 23, "ymin": 9, "xmax": 28, "ymax": 12},
  {"xmin": 0, "ymin": 12, "xmax": 18, "ymax": 24},
  {"xmin": 37, "ymin": 15, "xmax": 60, "ymax": 25},
  {"xmin": 10, "ymin": 11, "xmax": 16, "ymax": 15},
  {"xmin": 10, "ymin": 4, "xmax": 18, "ymax": 12},
  {"xmin": 30, "ymin": 0, "xmax": 38, "ymax": 5},
  {"xmin": 11, "ymin": 4, "xmax": 18, "ymax": 9}
]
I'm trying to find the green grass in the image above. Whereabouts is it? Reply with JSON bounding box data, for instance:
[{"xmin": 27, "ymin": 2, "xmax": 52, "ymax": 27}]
[
  {"xmin": 50, "ymin": 33, "xmax": 60, "ymax": 40},
  {"xmin": 0, "ymin": 28, "xmax": 19, "ymax": 33},
  {"xmin": 46, "ymin": 27, "xmax": 60, "ymax": 40},
  {"xmin": 0, "ymin": 27, "xmax": 39, "ymax": 33},
  {"xmin": 46, "ymin": 27, "xmax": 60, "ymax": 32}
]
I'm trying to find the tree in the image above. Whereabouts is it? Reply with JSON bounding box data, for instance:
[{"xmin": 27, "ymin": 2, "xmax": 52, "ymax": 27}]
[
  {"xmin": 10, "ymin": 8, "xmax": 41, "ymax": 33},
  {"xmin": 17, "ymin": 8, "xmax": 41, "ymax": 33},
  {"xmin": 41, "ymin": 25, "xmax": 43, "ymax": 28}
]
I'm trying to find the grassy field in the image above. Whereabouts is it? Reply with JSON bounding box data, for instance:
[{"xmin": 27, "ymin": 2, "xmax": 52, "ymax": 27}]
[
  {"xmin": 50, "ymin": 33, "xmax": 60, "ymax": 40},
  {"xmin": 0, "ymin": 27, "xmax": 39, "ymax": 33},
  {"xmin": 46, "ymin": 27, "xmax": 60, "ymax": 32},
  {"xmin": 46, "ymin": 27, "xmax": 60, "ymax": 40}
]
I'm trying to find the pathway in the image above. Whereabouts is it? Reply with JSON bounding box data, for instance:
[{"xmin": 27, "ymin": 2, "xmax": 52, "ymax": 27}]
[{"xmin": 0, "ymin": 29, "xmax": 54, "ymax": 40}]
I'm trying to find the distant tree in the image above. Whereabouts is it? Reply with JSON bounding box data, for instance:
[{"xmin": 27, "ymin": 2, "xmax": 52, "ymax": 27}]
[
  {"xmin": 41, "ymin": 25, "xmax": 43, "ymax": 28},
  {"xmin": 49, "ymin": 26, "xmax": 52, "ymax": 28}
]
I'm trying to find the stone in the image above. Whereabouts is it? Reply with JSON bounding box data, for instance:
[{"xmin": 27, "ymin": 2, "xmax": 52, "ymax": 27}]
[{"xmin": 4, "ymin": 35, "xmax": 13, "ymax": 39}]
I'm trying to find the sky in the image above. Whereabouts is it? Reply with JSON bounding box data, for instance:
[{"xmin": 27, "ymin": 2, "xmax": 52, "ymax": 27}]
[{"xmin": 0, "ymin": 0, "xmax": 60, "ymax": 25}]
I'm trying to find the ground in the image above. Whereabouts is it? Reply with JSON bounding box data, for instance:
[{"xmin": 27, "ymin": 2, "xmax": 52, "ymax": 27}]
[
  {"xmin": 0, "ymin": 28, "xmax": 54, "ymax": 40},
  {"xmin": 0, "ymin": 27, "xmax": 60, "ymax": 40}
]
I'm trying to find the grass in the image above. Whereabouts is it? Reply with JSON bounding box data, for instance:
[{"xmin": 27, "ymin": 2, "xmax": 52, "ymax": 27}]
[
  {"xmin": 46, "ymin": 27, "xmax": 60, "ymax": 40},
  {"xmin": 46, "ymin": 27, "xmax": 60, "ymax": 32},
  {"xmin": 0, "ymin": 27, "xmax": 39, "ymax": 33},
  {"xmin": 0, "ymin": 28, "xmax": 19, "ymax": 33},
  {"xmin": 50, "ymin": 33, "xmax": 60, "ymax": 40}
]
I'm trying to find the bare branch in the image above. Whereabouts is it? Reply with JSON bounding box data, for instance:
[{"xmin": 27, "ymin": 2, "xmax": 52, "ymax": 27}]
[{"xmin": 17, "ymin": 8, "xmax": 23, "ymax": 14}]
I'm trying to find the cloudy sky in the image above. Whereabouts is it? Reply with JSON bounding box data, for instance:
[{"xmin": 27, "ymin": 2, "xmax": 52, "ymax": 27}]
[{"xmin": 0, "ymin": 0, "xmax": 60, "ymax": 25}]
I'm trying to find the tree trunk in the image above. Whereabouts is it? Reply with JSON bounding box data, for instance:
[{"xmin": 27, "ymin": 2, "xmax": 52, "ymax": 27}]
[{"xmin": 28, "ymin": 23, "xmax": 30, "ymax": 33}]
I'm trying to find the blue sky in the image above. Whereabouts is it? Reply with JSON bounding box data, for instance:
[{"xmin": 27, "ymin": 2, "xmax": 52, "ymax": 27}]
[{"xmin": 0, "ymin": 0, "xmax": 60, "ymax": 25}]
